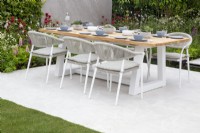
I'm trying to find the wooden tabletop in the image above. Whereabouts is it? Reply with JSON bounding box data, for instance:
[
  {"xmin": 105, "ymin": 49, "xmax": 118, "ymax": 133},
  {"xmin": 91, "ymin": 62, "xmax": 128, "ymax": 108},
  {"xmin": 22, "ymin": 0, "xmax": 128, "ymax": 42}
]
[{"xmin": 39, "ymin": 28, "xmax": 190, "ymax": 47}]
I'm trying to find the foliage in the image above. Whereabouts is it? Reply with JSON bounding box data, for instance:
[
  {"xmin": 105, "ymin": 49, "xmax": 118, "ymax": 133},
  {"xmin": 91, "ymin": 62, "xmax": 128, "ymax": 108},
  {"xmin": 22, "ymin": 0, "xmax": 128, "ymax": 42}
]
[
  {"xmin": 1, "ymin": 99, "xmax": 99, "ymax": 133},
  {"xmin": 0, "ymin": 0, "xmax": 43, "ymax": 73},
  {"xmin": 112, "ymin": 0, "xmax": 200, "ymax": 59},
  {"xmin": 0, "ymin": 0, "xmax": 43, "ymax": 30},
  {"xmin": 72, "ymin": 20, "xmax": 83, "ymax": 25}
]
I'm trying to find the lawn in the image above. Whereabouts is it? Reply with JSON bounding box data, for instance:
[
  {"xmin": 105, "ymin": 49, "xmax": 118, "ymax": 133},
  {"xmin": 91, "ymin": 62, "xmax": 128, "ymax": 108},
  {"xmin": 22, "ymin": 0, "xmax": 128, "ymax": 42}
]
[{"xmin": 0, "ymin": 99, "xmax": 99, "ymax": 133}]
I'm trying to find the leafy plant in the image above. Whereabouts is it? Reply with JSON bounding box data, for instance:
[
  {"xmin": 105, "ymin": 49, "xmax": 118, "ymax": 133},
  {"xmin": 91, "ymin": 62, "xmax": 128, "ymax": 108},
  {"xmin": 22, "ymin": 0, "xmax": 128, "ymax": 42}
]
[
  {"xmin": 0, "ymin": 0, "xmax": 43, "ymax": 73},
  {"xmin": 141, "ymin": 25, "xmax": 153, "ymax": 32},
  {"xmin": 72, "ymin": 20, "xmax": 83, "ymax": 25}
]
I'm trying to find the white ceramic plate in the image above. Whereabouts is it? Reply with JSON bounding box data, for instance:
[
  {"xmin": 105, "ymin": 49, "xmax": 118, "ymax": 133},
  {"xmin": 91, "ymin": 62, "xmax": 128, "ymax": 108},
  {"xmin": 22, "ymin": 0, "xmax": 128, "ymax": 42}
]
[
  {"xmin": 130, "ymin": 38, "xmax": 148, "ymax": 42},
  {"xmin": 46, "ymin": 27, "xmax": 57, "ymax": 30},
  {"xmin": 92, "ymin": 33, "xmax": 108, "ymax": 36},
  {"xmin": 114, "ymin": 36, "xmax": 127, "ymax": 39},
  {"xmin": 57, "ymin": 30, "xmax": 72, "ymax": 32},
  {"xmin": 79, "ymin": 32, "xmax": 91, "ymax": 35},
  {"xmin": 169, "ymin": 36, "xmax": 183, "ymax": 39}
]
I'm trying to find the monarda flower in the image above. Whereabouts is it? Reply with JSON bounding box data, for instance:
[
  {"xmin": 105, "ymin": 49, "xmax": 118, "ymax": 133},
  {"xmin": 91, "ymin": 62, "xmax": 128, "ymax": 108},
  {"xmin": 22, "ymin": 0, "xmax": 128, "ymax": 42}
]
[
  {"xmin": 18, "ymin": 18, "xmax": 22, "ymax": 23},
  {"xmin": 11, "ymin": 16, "xmax": 15, "ymax": 23}
]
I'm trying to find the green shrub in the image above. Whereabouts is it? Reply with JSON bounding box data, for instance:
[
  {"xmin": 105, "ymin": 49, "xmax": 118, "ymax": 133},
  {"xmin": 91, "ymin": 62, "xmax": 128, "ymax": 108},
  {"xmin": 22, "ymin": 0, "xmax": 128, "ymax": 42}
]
[{"xmin": 0, "ymin": 0, "xmax": 43, "ymax": 73}]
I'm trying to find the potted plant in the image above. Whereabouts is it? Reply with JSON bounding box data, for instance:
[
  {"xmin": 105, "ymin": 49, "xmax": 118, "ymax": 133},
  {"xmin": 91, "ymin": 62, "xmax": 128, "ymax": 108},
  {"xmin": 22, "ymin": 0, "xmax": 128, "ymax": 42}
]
[
  {"xmin": 103, "ymin": 24, "xmax": 116, "ymax": 34},
  {"xmin": 72, "ymin": 20, "xmax": 83, "ymax": 30},
  {"xmin": 141, "ymin": 25, "xmax": 153, "ymax": 39}
]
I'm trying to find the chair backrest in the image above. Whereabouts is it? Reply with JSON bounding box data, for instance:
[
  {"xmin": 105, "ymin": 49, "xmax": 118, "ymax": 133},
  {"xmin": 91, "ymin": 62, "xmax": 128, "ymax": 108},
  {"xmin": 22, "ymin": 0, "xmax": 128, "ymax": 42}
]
[
  {"xmin": 168, "ymin": 32, "xmax": 192, "ymax": 49},
  {"xmin": 28, "ymin": 31, "xmax": 63, "ymax": 48},
  {"xmin": 94, "ymin": 42, "xmax": 144, "ymax": 61},
  {"xmin": 63, "ymin": 36, "xmax": 95, "ymax": 54}
]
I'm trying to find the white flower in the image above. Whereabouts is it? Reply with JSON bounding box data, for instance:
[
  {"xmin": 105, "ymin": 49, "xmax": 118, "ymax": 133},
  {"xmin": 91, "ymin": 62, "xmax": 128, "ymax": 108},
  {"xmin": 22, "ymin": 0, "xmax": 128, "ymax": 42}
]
[
  {"xmin": 4, "ymin": 22, "xmax": 9, "ymax": 29},
  {"xmin": 19, "ymin": 23, "xmax": 23, "ymax": 28}
]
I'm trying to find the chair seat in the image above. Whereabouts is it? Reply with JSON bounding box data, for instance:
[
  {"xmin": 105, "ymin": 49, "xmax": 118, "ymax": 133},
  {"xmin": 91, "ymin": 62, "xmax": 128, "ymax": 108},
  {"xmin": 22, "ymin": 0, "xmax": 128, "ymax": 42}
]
[
  {"xmin": 97, "ymin": 60, "xmax": 139, "ymax": 72},
  {"xmin": 68, "ymin": 54, "xmax": 98, "ymax": 64},
  {"xmin": 166, "ymin": 52, "xmax": 186, "ymax": 59},
  {"xmin": 152, "ymin": 52, "xmax": 187, "ymax": 62},
  {"xmin": 32, "ymin": 47, "xmax": 67, "ymax": 57}
]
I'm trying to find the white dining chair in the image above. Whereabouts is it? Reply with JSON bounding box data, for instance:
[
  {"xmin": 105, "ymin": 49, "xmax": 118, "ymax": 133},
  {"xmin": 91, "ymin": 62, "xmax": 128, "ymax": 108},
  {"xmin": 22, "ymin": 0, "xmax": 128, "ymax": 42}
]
[
  {"xmin": 60, "ymin": 36, "xmax": 98, "ymax": 94},
  {"xmin": 152, "ymin": 32, "xmax": 192, "ymax": 88},
  {"xmin": 88, "ymin": 42, "xmax": 144, "ymax": 105},
  {"xmin": 166, "ymin": 32, "xmax": 192, "ymax": 88},
  {"xmin": 26, "ymin": 31, "xmax": 67, "ymax": 83}
]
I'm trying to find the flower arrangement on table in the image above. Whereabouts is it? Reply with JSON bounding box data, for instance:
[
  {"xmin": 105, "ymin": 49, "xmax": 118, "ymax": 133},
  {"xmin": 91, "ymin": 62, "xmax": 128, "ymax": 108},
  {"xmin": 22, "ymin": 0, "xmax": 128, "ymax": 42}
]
[
  {"xmin": 103, "ymin": 24, "xmax": 116, "ymax": 34},
  {"xmin": 43, "ymin": 13, "xmax": 60, "ymax": 27},
  {"xmin": 71, "ymin": 20, "xmax": 84, "ymax": 30}
]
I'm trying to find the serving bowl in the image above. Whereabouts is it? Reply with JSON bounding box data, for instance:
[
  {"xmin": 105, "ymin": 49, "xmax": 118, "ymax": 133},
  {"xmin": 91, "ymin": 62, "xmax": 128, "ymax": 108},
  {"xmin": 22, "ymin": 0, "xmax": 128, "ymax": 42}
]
[
  {"xmin": 119, "ymin": 26, "xmax": 128, "ymax": 32},
  {"xmin": 134, "ymin": 34, "xmax": 144, "ymax": 40},
  {"xmin": 122, "ymin": 30, "xmax": 133, "ymax": 36},
  {"xmin": 72, "ymin": 25, "xmax": 84, "ymax": 30},
  {"xmin": 60, "ymin": 25, "xmax": 69, "ymax": 31},
  {"xmin": 156, "ymin": 30, "xmax": 167, "ymax": 37},
  {"xmin": 95, "ymin": 30, "xmax": 105, "ymax": 36},
  {"xmin": 87, "ymin": 26, "xmax": 98, "ymax": 32}
]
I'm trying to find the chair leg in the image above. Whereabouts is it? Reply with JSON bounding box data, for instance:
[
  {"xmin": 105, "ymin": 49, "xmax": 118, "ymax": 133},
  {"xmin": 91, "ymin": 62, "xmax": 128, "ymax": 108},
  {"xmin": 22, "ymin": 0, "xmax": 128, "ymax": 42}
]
[
  {"xmin": 46, "ymin": 56, "xmax": 52, "ymax": 84},
  {"xmin": 83, "ymin": 64, "xmax": 90, "ymax": 94},
  {"xmin": 88, "ymin": 67, "xmax": 98, "ymax": 99},
  {"xmin": 80, "ymin": 66, "xmax": 83, "ymax": 83},
  {"xmin": 69, "ymin": 64, "xmax": 72, "ymax": 79},
  {"xmin": 25, "ymin": 53, "xmax": 33, "ymax": 79},
  {"xmin": 186, "ymin": 49, "xmax": 190, "ymax": 81},
  {"xmin": 60, "ymin": 59, "xmax": 68, "ymax": 89},
  {"xmin": 147, "ymin": 48, "xmax": 152, "ymax": 80},
  {"xmin": 109, "ymin": 74, "xmax": 112, "ymax": 92},
  {"xmin": 179, "ymin": 57, "xmax": 183, "ymax": 89},
  {"xmin": 107, "ymin": 73, "xmax": 109, "ymax": 89},
  {"xmin": 115, "ymin": 72, "xmax": 123, "ymax": 105},
  {"xmin": 46, "ymin": 58, "xmax": 48, "ymax": 70},
  {"xmin": 140, "ymin": 64, "xmax": 144, "ymax": 99}
]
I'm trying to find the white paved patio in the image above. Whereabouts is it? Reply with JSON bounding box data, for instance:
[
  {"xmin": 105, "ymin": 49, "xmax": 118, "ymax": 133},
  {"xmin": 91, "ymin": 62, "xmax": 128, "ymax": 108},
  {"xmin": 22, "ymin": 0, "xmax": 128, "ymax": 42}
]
[{"xmin": 1, "ymin": 64, "xmax": 200, "ymax": 133}]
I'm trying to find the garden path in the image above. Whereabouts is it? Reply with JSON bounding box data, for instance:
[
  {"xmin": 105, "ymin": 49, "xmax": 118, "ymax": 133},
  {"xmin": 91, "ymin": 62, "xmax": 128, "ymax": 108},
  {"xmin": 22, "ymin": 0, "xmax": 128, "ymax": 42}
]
[{"xmin": 0, "ymin": 65, "xmax": 200, "ymax": 133}]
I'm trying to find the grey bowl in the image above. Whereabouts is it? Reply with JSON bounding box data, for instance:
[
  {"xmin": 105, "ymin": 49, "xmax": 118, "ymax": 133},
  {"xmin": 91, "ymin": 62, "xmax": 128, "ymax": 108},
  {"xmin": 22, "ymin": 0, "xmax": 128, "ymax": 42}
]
[
  {"xmin": 60, "ymin": 25, "xmax": 69, "ymax": 31},
  {"xmin": 96, "ymin": 30, "xmax": 105, "ymax": 36},
  {"xmin": 119, "ymin": 27, "xmax": 128, "ymax": 32},
  {"xmin": 134, "ymin": 34, "xmax": 144, "ymax": 40},
  {"xmin": 156, "ymin": 31, "xmax": 166, "ymax": 37}
]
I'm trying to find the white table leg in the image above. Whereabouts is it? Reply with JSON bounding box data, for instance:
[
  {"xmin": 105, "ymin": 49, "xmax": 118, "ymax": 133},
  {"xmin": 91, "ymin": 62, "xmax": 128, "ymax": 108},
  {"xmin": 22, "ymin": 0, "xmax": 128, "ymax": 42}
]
[
  {"xmin": 55, "ymin": 55, "xmax": 65, "ymax": 77},
  {"xmin": 157, "ymin": 46, "xmax": 166, "ymax": 86},
  {"xmin": 55, "ymin": 44, "xmax": 65, "ymax": 76},
  {"xmin": 129, "ymin": 46, "xmax": 166, "ymax": 95},
  {"xmin": 129, "ymin": 46, "xmax": 145, "ymax": 95}
]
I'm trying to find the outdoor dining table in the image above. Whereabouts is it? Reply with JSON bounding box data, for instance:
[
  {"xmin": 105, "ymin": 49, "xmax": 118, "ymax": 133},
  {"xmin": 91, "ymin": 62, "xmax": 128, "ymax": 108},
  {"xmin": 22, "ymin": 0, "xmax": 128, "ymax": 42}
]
[{"xmin": 39, "ymin": 28, "xmax": 190, "ymax": 95}]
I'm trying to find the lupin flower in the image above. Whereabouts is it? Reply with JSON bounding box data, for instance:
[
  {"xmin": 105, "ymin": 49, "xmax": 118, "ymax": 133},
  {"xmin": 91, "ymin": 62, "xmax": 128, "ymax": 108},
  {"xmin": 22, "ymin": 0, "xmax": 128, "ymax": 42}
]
[
  {"xmin": 12, "ymin": 46, "xmax": 19, "ymax": 55},
  {"xmin": 19, "ymin": 37, "xmax": 23, "ymax": 46},
  {"xmin": 26, "ymin": 45, "xmax": 29, "ymax": 52}
]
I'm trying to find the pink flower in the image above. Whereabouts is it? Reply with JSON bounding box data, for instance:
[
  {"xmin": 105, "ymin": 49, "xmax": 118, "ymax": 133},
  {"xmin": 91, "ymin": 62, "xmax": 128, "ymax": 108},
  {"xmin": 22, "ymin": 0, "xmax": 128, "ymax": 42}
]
[
  {"xmin": 26, "ymin": 45, "xmax": 29, "ymax": 52},
  {"xmin": 19, "ymin": 37, "xmax": 23, "ymax": 46},
  {"xmin": 12, "ymin": 47, "xmax": 18, "ymax": 55}
]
